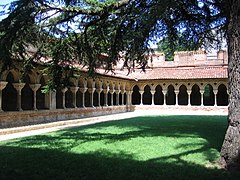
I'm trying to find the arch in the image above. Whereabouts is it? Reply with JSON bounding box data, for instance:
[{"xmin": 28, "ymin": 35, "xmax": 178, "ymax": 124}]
[
  {"xmin": 124, "ymin": 92, "xmax": 127, "ymax": 105},
  {"xmin": 154, "ymin": 85, "xmax": 164, "ymax": 105},
  {"xmin": 217, "ymin": 84, "xmax": 228, "ymax": 106},
  {"xmin": 76, "ymin": 89, "xmax": 82, "ymax": 107},
  {"xmin": 113, "ymin": 92, "xmax": 117, "ymax": 105},
  {"xmin": 85, "ymin": 91, "xmax": 91, "ymax": 107},
  {"xmin": 2, "ymin": 72, "xmax": 17, "ymax": 111},
  {"xmin": 166, "ymin": 85, "xmax": 175, "ymax": 105},
  {"xmin": 203, "ymin": 84, "xmax": 214, "ymax": 106},
  {"xmin": 22, "ymin": 75, "xmax": 34, "ymax": 110},
  {"xmin": 56, "ymin": 89, "xmax": 63, "ymax": 109},
  {"xmin": 107, "ymin": 92, "xmax": 111, "ymax": 106},
  {"xmin": 178, "ymin": 85, "xmax": 188, "ymax": 105},
  {"xmin": 132, "ymin": 85, "xmax": 140, "ymax": 105},
  {"xmin": 190, "ymin": 84, "xmax": 201, "ymax": 105},
  {"xmin": 143, "ymin": 85, "xmax": 151, "ymax": 105}
]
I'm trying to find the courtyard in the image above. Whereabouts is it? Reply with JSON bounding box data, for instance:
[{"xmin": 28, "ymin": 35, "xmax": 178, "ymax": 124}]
[{"xmin": 1, "ymin": 110, "xmax": 239, "ymax": 179}]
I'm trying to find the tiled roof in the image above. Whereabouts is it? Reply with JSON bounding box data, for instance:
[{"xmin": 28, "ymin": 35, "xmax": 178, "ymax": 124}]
[{"xmin": 96, "ymin": 66, "xmax": 228, "ymax": 80}]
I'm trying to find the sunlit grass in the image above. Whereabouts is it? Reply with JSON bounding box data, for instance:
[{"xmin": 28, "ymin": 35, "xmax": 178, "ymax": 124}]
[{"xmin": 0, "ymin": 115, "xmax": 239, "ymax": 179}]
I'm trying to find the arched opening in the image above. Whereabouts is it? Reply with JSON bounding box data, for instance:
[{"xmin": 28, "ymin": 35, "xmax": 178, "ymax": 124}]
[
  {"xmin": 76, "ymin": 89, "xmax": 82, "ymax": 107},
  {"xmin": 203, "ymin": 84, "xmax": 214, "ymax": 106},
  {"xmin": 56, "ymin": 89, "xmax": 63, "ymax": 109},
  {"xmin": 143, "ymin": 85, "xmax": 151, "ymax": 105},
  {"xmin": 93, "ymin": 91, "xmax": 98, "ymax": 107},
  {"xmin": 166, "ymin": 85, "xmax": 175, "ymax": 105},
  {"xmin": 85, "ymin": 91, "xmax": 90, "ymax": 107},
  {"xmin": 65, "ymin": 89, "xmax": 73, "ymax": 108},
  {"xmin": 217, "ymin": 84, "xmax": 228, "ymax": 106},
  {"xmin": 119, "ymin": 93, "xmax": 123, "ymax": 105},
  {"xmin": 178, "ymin": 85, "xmax": 188, "ymax": 105},
  {"xmin": 190, "ymin": 84, "xmax": 201, "ymax": 105},
  {"xmin": 100, "ymin": 91, "xmax": 104, "ymax": 106},
  {"xmin": 113, "ymin": 92, "xmax": 117, "ymax": 105},
  {"xmin": 2, "ymin": 72, "xmax": 17, "ymax": 111},
  {"xmin": 22, "ymin": 75, "xmax": 33, "ymax": 110},
  {"xmin": 107, "ymin": 92, "xmax": 111, "ymax": 106},
  {"xmin": 154, "ymin": 85, "xmax": 164, "ymax": 105},
  {"xmin": 132, "ymin": 85, "xmax": 140, "ymax": 105},
  {"xmin": 124, "ymin": 93, "xmax": 127, "ymax": 105}
]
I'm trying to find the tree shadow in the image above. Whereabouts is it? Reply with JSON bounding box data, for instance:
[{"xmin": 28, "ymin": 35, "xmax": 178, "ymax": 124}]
[{"xmin": 0, "ymin": 115, "xmax": 236, "ymax": 179}]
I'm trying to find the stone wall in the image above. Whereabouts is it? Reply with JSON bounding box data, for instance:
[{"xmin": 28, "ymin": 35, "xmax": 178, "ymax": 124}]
[{"xmin": 0, "ymin": 106, "xmax": 129, "ymax": 129}]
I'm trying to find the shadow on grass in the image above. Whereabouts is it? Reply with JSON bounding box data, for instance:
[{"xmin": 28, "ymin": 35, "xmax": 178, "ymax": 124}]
[{"xmin": 1, "ymin": 115, "xmax": 239, "ymax": 179}]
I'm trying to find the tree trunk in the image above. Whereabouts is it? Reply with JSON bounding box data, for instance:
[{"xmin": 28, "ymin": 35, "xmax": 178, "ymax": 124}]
[{"xmin": 220, "ymin": 0, "xmax": 240, "ymax": 169}]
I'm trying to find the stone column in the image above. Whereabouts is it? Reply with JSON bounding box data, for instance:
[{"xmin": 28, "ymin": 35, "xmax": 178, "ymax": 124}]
[
  {"xmin": 70, "ymin": 87, "xmax": 79, "ymax": 108},
  {"xmin": 162, "ymin": 90, "xmax": 167, "ymax": 106},
  {"xmin": 96, "ymin": 88, "xmax": 103, "ymax": 107},
  {"xmin": 150, "ymin": 90, "xmax": 155, "ymax": 105},
  {"xmin": 109, "ymin": 89, "xmax": 115, "ymax": 106},
  {"xmin": 0, "ymin": 81, "xmax": 8, "ymax": 111},
  {"xmin": 121, "ymin": 90, "xmax": 125, "ymax": 105},
  {"xmin": 80, "ymin": 87, "xmax": 87, "ymax": 108},
  {"xmin": 126, "ymin": 91, "xmax": 132, "ymax": 106},
  {"xmin": 139, "ymin": 90, "xmax": 144, "ymax": 105},
  {"xmin": 115, "ymin": 90, "xmax": 120, "ymax": 106},
  {"xmin": 175, "ymin": 90, "xmax": 179, "ymax": 106},
  {"xmin": 213, "ymin": 89, "xmax": 218, "ymax": 106},
  {"xmin": 88, "ymin": 88, "xmax": 96, "ymax": 107},
  {"xmin": 200, "ymin": 90, "xmax": 204, "ymax": 106},
  {"xmin": 49, "ymin": 90, "xmax": 56, "ymax": 110},
  {"xmin": 103, "ymin": 88, "xmax": 109, "ymax": 106},
  {"xmin": 187, "ymin": 90, "xmax": 191, "ymax": 106},
  {"xmin": 13, "ymin": 83, "xmax": 25, "ymax": 111},
  {"xmin": 61, "ymin": 87, "xmax": 68, "ymax": 109},
  {"xmin": 29, "ymin": 84, "xmax": 41, "ymax": 110}
]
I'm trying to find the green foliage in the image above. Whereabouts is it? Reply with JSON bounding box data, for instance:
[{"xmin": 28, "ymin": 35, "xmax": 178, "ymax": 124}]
[
  {"xmin": 157, "ymin": 34, "xmax": 197, "ymax": 61},
  {"xmin": 0, "ymin": 0, "xmax": 228, "ymax": 91}
]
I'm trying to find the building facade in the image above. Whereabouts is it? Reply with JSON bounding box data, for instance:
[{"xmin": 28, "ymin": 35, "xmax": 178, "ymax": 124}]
[{"xmin": 0, "ymin": 50, "xmax": 228, "ymax": 128}]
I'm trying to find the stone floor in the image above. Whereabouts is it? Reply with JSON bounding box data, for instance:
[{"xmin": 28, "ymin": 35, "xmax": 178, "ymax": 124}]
[{"xmin": 0, "ymin": 106, "xmax": 228, "ymax": 142}]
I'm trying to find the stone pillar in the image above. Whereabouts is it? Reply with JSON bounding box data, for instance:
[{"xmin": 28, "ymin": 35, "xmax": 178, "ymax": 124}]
[
  {"xmin": 103, "ymin": 88, "xmax": 109, "ymax": 106},
  {"xmin": 121, "ymin": 90, "xmax": 125, "ymax": 105},
  {"xmin": 70, "ymin": 87, "xmax": 79, "ymax": 108},
  {"xmin": 80, "ymin": 87, "xmax": 87, "ymax": 108},
  {"xmin": 162, "ymin": 90, "xmax": 167, "ymax": 106},
  {"xmin": 213, "ymin": 89, "xmax": 218, "ymax": 106},
  {"xmin": 29, "ymin": 84, "xmax": 41, "ymax": 110},
  {"xmin": 175, "ymin": 90, "xmax": 179, "ymax": 106},
  {"xmin": 49, "ymin": 90, "xmax": 56, "ymax": 110},
  {"xmin": 115, "ymin": 90, "xmax": 120, "ymax": 106},
  {"xmin": 0, "ymin": 81, "xmax": 8, "ymax": 111},
  {"xmin": 187, "ymin": 90, "xmax": 191, "ymax": 106},
  {"xmin": 139, "ymin": 90, "xmax": 144, "ymax": 105},
  {"xmin": 126, "ymin": 91, "xmax": 133, "ymax": 106},
  {"xmin": 88, "ymin": 88, "xmax": 96, "ymax": 107},
  {"xmin": 200, "ymin": 90, "xmax": 204, "ymax": 106},
  {"xmin": 61, "ymin": 87, "xmax": 68, "ymax": 109},
  {"xmin": 109, "ymin": 89, "xmax": 115, "ymax": 106},
  {"xmin": 150, "ymin": 90, "xmax": 155, "ymax": 105},
  {"xmin": 96, "ymin": 88, "xmax": 103, "ymax": 107},
  {"xmin": 13, "ymin": 83, "xmax": 25, "ymax": 111}
]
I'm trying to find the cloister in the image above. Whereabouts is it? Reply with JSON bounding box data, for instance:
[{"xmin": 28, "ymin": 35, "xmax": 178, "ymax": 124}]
[{"xmin": 0, "ymin": 50, "xmax": 228, "ymax": 128}]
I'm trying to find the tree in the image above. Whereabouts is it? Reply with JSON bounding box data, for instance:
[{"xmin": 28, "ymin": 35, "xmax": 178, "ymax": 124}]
[
  {"xmin": 0, "ymin": 0, "xmax": 239, "ymax": 169},
  {"xmin": 157, "ymin": 34, "xmax": 197, "ymax": 61}
]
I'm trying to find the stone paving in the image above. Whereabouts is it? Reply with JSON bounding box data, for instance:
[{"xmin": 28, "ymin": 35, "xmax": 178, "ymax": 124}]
[{"xmin": 0, "ymin": 106, "xmax": 228, "ymax": 142}]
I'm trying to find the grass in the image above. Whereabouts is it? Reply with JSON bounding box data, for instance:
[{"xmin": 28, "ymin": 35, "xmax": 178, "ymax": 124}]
[{"xmin": 0, "ymin": 115, "xmax": 240, "ymax": 179}]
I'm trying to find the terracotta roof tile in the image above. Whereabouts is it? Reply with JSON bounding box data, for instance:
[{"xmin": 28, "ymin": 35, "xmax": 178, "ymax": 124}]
[{"xmin": 96, "ymin": 66, "xmax": 228, "ymax": 80}]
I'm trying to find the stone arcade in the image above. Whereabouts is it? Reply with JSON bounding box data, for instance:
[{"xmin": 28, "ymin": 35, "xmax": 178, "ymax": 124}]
[{"xmin": 0, "ymin": 50, "xmax": 228, "ymax": 128}]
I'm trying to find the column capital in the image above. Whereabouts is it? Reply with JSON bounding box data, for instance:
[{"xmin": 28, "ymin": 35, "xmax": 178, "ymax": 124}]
[
  {"xmin": 80, "ymin": 87, "xmax": 88, "ymax": 93},
  {"xmin": 0, "ymin": 81, "xmax": 8, "ymax": 90},
  {"xmin": 61, "ymin": 87, "xmax": 68, "ymax": 93},
  {"xmin": 162, "ymin": 90, "xmax": 167, "ymax": 95},
  {"xmin": 174, "ymin": 90, "xmax": 179, "ymax": 94},
  {"xmin": 13, "ymin": 83, "xmax": 25, "ymax": 91},
  {"xmin": 70, "ymin": 86, "xmax": 79, "ymax": 93},
  {"xmin": 29, "ymin": 84, "xmax": 41, "ymax": 92},
  {"xmin": 96, "ymin": 88, "xmax": 103, "ymax": 93},
  {"xmin": 109, "ymin": 89, "xmax": 115, "ymax": 94},
  {"xmin": 115, "ymin": 90, "xmax": 120, "ymax": 94},
  {"xmin": 139, "ymin": 90, "xmax": 144, "ymax": 95},
  {"xmin": 213, "ymin": 89, "xmax": 218, "ymax": 95},
  {"xmin": 200, "ymin": 90, "xmax": 204, "ymax": 94},
  {"xmin": 103, "ymin": 88, "xmax": 109, "ymax": 94},
  {"xmin": 88, "ymin": 88, "xmax": 96, "ymax": 93},
  {"xmin": 150, "ymin": 90, "xmax": 155, "ymax": 95}
]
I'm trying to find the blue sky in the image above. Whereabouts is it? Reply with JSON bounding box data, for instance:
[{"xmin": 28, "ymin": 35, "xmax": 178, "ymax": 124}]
[{"xmin": 0, "ymin": 0, "xmax": 14, "ymax": 20}]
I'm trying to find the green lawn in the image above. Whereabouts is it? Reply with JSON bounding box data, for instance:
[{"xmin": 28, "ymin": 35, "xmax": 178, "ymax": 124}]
[{"xmin": 0, "ymin": 115, "xmax": 239, "ymax": 180}]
